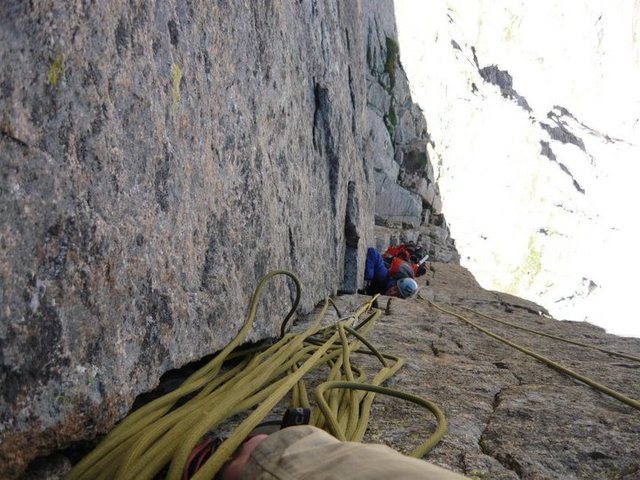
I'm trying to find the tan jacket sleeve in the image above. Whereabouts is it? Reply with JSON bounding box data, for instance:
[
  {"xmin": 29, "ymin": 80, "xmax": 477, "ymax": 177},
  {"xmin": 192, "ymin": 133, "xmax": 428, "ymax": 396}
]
[{"xmin": 238, "ymin": 425, "xmax": 468, "ymax": 480}]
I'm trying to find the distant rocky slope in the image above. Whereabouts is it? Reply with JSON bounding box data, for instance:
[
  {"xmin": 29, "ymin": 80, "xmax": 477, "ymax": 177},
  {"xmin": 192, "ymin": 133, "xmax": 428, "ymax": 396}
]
[
  {"xmin": 0, "ymin": 0, "xmax": 455, "ymax": 476},
  {"xmin": 395, "ymin": 0, "xmax": 640, "ymax": 336}
]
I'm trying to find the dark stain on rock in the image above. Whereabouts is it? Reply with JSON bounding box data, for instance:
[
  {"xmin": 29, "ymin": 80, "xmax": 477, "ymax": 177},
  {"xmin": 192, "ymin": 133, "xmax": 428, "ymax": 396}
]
[
  {"xmin": 137, "ymin": 273, "xmax": 170, "ymax": 317},
  {"xmin": 78, "ymin": 269, "xmax": 95, "ymax": 312},
  {"xmin": 46, "ymin": 222, "xmax": 61, "ymax": 237},
  {"xmin": 75, "ymin": 134, "xmax": 87, "ymax": 164},
  {"xmin": 2, "ymin": 281, "xmax": 63, "ymax": 405},
  {"xmin": 40, "ymin": 219, "xmax": 73, "ymax": 279},
  {"xmin": 81, "ymin": 62, "xmax": 100, "ymax": 89},
  {"xmin": 404, "ymin": 149, "xmax": 428, "ymax": 172},
  {"xmin": 201, "ymin": 213, "xmax": 228, "ymax": 291},
  {"xmin": 223, "ymin": 134, "xmax": 234, "ymax": 150},
  {"xmin": 312, "ymin": 83, "xmax": 339, "ymax": 214},
  {"xmin": 111, "ymin": 173, "xmax": 120, "ymax": 195},
  {"xmin": 115, "ymin": 18, "xmax": 130, "ymax": 55},
  {"xmin": 168, "ymin": 19, "xmax": 179, "ymax": 47},
  {"xmin": 347, "ymin": 66, "xmax": 356, "ymax": 135},
  {"xmin": 200, "ymin": 242, "xmax": 217, "ymax": 290},
  {"xmin": 288, "ymin": 226, "xmax": 296, "ymax": 261},
  {"xmin": 147, "ymin": 291, "xmax": 173, "ymax": 326},
  {"xmin": 85, "ymin": 336, "xmax": 103, "ymax": 364},
  {"xmin": 37, "ymin": 216, "xmax": 107, "ymax": 293},
  {"xmin": 30, "ymin": 91, "xmax": 58, "ymax": 129},
  {"xmin": 254, "ymin": 147, "xmax": 263, "ymax": 172},
  {"xmin": 78, "ymin": 136, "xmax": 101, "ymax": 173},
  {"xmin": 90, "ymin": 104, "xmax": 107, "ymax": 136},
  {"xmin": 253, "ymin": 254, "xmax": 267, "ymax": 284},
  {"xmin": 135, "ymin": 279, "xmax": 173, "ymax": 368},
  {"xmin": 470, "ymin": 45, "xmax": 480, "ymax": 69},
  {"xmin": 57, "ymin": 118, "xmax": 73, "ymax": 153},
  {"xmin": 202, "ymin": 50, "xmax": 211, "ymax": 74},
  {"xmin": 587, "ymin": 451, "xmax": 612, "ymax": 460},
  {"xmin": 130, "ymin": 0, "xmax": 150, "ymax": 32},
  {"xmin": 155, "ymin": 144, "xmax": 172, "ymax": 212},
  {"xmin": 0, "ymin": 78, "xmax": 14, "ymax": 99}
]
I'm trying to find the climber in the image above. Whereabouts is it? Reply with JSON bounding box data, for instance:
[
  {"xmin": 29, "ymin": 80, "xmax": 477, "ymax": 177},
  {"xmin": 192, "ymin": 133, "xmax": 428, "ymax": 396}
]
[
  {"xmin": 218, "ymin": 425, "xmax": 468, "ymax": 480},
  {"xmin": 382, "ymin": 243, "xmax": 429, "ymax": 277},
  {"xmin": 363, "ymin": 247, "xmax": 419, "ymax": 298}
]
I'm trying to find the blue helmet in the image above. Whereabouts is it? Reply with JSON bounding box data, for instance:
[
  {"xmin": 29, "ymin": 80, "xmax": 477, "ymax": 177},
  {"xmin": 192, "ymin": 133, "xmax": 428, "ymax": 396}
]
[{"xmin": 397, "ymin": 277, "xmax": 418, "ymax": 298}]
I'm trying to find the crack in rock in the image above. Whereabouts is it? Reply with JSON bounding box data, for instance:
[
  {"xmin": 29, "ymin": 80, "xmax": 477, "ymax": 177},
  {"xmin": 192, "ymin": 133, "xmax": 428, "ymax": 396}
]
[
  {"xmin": 539, "ymin": 140, "xmax": 585, "ymax": 194},
  {"xmin": 0, "ymin": 129, "xmax": 29, "ymax": 148},
  {"xmin": 475, "ymin": 377, "xmax": 527, "ymax": 479}
]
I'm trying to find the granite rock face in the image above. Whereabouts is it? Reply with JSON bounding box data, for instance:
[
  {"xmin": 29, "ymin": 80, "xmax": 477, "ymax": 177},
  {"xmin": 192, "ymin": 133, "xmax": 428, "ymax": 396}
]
[
  {"xmin": 0, "ymin": 1, "xmax": 375, "ymax": 476},
  {"xmin": 363, "ymin": 2, "xmax": 455, "ymax": 259},
  {"xmin": 374, "ymin": 171, "xmax": 422, "ymax": 227}
]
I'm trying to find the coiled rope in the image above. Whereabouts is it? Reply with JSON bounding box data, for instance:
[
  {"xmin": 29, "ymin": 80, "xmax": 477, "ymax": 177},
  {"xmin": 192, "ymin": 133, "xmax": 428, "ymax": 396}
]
[{"xmin": 68, "ymin": 271, "xmax": 446, "ymax": 480}]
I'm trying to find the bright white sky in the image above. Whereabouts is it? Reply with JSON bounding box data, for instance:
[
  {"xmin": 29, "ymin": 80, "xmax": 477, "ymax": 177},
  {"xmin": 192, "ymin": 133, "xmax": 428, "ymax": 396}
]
[{"xmin": 394, "ymin": 0, "xmax": 640, "ymax": 337}]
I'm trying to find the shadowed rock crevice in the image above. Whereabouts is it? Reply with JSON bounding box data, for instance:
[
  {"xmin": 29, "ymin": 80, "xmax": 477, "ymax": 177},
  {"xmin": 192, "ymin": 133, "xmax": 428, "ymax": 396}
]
[
  {"xmin": 539, "ymin": 140, "xmax": 586, "ymax": 194},
  {"xmin": 481, "ymin": 445, "xmax": 525, "ymax": 480},
  {"xmin": 342, "ymin": 181, "xmax": 360, "ymax": 293},
  {"xmin": 154, "ymin": 143, "xmax": 173, "ymax": 212},
  {"xmin": 347, "ymin": 66, "xmax": 357, "ymax": 134},
  {"xmin": 477, "ymin": 387, "xmax": 529, "ymax": 480},
  {"xmin": 544, "ymin": 105, "xmax": 625, "ymax": 149},
  {"xmin": 540, "ymin": 116, "xmax": 586, "ymax": 152},
  {"xmin": 0, "ymin": 128, "xmax": 29, "ymax": 148},
  {"xmin": 478, "ymin": 64, "xmax": 531, "ymax": 112},
  {"xmin": 557, "ymin": 105, "xmax": 626, "ymax": 144},
  {"xmin": 491, "ymin": 292, "xmax": 551, "ymax": 317},
  {"xmin": 312, "ymin": 82, "xmax": 340, "ymax": 215}
]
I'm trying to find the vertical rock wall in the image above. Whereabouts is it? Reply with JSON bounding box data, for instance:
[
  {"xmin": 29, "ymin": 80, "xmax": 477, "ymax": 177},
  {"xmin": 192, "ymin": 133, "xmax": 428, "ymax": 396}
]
[
  {"xmin": 0, "ymin": 1, "xmax": 374, "ymax": 476},
  {"xmin": 364, "ymin": 1, "xmax": 458, "ymax": 262}
]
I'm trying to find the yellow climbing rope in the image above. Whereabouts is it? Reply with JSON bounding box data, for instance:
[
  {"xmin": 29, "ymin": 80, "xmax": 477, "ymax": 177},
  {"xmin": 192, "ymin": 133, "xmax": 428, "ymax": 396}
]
[
  {"xmin": 427, "ymin": 300, "xmax": 640, "ymax": 412},
  {"xmin": 67, "ymin": 271, "xmax": 446, "ymax": 480},
  {"xmin": 460, "ymin": 305, "xmax": 640, "ymax": 363}
]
